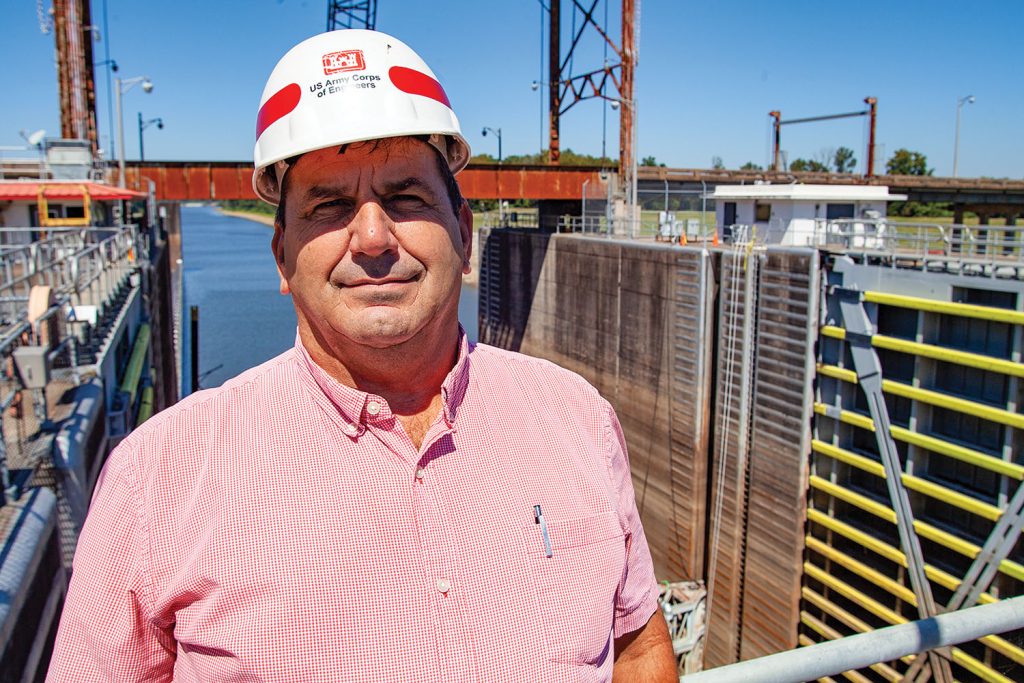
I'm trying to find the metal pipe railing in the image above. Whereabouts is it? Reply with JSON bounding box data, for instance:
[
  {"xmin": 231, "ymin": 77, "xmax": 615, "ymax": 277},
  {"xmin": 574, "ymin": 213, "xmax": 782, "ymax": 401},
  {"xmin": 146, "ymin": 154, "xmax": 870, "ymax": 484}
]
[{"xmin": 680, "ymin": 595, "xmax": 1024, "ymax": 683}]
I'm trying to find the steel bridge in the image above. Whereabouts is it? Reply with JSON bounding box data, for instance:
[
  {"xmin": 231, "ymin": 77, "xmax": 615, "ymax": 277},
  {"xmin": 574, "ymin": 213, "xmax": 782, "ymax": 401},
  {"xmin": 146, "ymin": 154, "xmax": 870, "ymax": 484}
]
[{"xmin": 100, "ymin": 163, "xmax": 1024, "ymax": 217}]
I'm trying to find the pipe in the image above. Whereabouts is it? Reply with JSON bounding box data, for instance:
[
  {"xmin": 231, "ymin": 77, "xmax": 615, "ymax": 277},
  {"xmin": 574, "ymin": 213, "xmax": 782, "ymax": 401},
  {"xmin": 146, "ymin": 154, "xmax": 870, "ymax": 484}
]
[
  {"xmin": 865, "ymin": 97, "xmax": 877, "ymax": 177},
  {"xmin": 681, "ymin": 595, "xmax": 1024, "ymax": 683},
  {"xmin": 769, "ymin": 111, "xmax": 781, "ymax": 171},
  {"xmin": 548, "ymin": 0, "xmax": 560, "ymax": 164},
  {"xmin": 119, "ymin": 322, "xmax": 151, "ymax": 404},
  {"xmin": 190, "ymin": 305, "xmax": 199, "ymax": 393}
]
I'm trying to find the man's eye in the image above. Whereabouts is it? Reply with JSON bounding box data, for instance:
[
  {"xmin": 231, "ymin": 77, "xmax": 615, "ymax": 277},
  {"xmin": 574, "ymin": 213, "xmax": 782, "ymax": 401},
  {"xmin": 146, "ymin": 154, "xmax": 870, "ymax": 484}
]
[
  {"xmin": 390, "ymin": 194, "xmax": 425, "ymax": 205},
  {"xmin": 314, "ymin": 199, "xmax": 351, "ymax": 212}
]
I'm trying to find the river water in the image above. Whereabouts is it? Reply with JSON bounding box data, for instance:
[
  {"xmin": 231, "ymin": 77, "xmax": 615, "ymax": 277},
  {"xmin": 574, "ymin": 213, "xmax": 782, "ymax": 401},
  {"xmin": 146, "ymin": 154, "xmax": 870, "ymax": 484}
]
[{"xmin": 180, "ymin": 205, "xmax": 478, "ymax": 393}]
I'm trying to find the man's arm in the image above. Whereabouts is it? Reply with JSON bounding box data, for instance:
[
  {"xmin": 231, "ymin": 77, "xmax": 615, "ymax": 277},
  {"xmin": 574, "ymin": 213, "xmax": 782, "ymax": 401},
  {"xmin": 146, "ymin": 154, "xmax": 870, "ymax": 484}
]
[
  {"xmin": 47, "ymin": 447, "xmax": 175, "ymax": 681},
  {"xmin": 613, "ymin": 609, "xmax": 677, "ymax": 682}
]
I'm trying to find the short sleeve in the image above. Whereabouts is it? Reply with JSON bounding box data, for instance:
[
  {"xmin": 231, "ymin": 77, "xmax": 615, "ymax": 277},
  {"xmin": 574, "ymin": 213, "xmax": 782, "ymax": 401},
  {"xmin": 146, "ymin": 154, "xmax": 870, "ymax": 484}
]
[
  {"xmin": 603, "ymin": 402, "xmax": 660, "ymax": 638},
  {"xmin": 46, "ymin": 444, "xmax": 175, "ymax": 682}
]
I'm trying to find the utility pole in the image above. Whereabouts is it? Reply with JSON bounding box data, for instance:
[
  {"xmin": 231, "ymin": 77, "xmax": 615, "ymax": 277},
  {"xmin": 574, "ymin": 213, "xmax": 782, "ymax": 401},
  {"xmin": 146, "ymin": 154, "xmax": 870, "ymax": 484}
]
[
  {"xmin": 865, "ymin": 97, "xmax": 877, "ymax": 177},
  {"xmin": 53, "ymin": 0, "xmax": 99, "ymax": 156},
  {"xmin": 548, "ymin": 0, "xmax": 560, "ymax": 164},
  {"xmin": 620, "ymin": 0, "xmax": 635, "ymax": 187}
]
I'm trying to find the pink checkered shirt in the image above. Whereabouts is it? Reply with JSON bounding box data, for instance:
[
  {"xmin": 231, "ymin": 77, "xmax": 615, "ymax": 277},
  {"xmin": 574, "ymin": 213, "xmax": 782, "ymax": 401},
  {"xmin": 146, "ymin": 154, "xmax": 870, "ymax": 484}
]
[{"xmin": 48, "ymin": 332, "xmax": 659, "ymax": 682}]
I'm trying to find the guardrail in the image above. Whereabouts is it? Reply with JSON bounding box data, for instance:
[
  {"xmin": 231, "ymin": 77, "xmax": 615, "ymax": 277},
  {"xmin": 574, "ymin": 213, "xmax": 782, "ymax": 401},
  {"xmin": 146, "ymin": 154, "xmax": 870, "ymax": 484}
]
[
  {"xmin": 0, "ymin": 225, "xmax": 146, "ymax": 325},
  {"xmin": 719, "ymin": 218, "xmax": 1024, "ymax": 276}
]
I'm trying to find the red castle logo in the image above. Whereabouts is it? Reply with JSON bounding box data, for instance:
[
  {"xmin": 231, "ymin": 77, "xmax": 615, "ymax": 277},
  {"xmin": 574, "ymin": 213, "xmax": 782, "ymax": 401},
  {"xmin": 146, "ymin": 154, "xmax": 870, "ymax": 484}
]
[{"xmin": 322, "ymin": 50, "xmax": 366, "ymax": 75}]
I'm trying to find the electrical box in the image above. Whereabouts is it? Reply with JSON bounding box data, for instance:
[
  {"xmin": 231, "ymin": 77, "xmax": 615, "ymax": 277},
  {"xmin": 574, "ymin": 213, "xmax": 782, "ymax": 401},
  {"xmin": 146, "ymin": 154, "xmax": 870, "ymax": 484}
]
[{"xmin": 13, "ymin": 346, "xmax": 50, "ymax": 389}]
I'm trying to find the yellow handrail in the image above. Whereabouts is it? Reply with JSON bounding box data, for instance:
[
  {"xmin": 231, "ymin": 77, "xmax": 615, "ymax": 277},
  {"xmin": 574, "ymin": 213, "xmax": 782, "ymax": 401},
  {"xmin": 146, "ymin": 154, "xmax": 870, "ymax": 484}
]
[
  {"xmin": 821, "ymin": 325, "xmax": 1024, "ymax": 378},
  {"xmin": 813, "ymin": 402, "xmax": 1024, "ymax": 480},
  {"xmin": 808, "ymin": 476, "xmax": 1024, "ymax": 582},
  {"xmin": 812, "ymin": 439, "xmax": 1003, "ymax": 521},
  {"xmin": 863, "ymin": 290, "xmax": 1024, "ymax": 326},
  {"xmin": 37, "ymin": 184, "xmax": 92, "ymax": 227},
  {"xmin": 816, "ymin": 362, "xmax": 1024, "ymax": 430}
]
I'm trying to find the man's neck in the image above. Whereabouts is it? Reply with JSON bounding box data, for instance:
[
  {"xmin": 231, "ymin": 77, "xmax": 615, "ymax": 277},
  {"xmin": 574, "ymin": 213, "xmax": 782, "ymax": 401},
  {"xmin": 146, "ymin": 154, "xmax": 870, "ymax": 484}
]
[{"xmin": 299, "ymin": 322, "xmax": 460, "ymax": 419}]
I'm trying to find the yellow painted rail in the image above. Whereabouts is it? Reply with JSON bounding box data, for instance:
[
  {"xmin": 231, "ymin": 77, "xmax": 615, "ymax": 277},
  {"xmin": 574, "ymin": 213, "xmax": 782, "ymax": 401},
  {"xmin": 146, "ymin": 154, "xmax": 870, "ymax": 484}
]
[
  {"xmin": 821, "ymin": 325, "xmax": 1024, "ymax": 378},
  {"xmin": 863, "ymin": 290, "xmax": 1024, "ymax": 326},
  {"xmin": 812, "ymin": 439, "xmax": 1003, "ymax": 521},
  {"xmin": 808, "ymin": 475, "xmax": 1024, "ymax": 582},
  {"xmin": 816, "ymin": 362, "xmax": 1024, "ymax": 430},
  {"xmin": 803, "ymin": 562, "xmax": 1015, "ymax": 683},
  {"xmin": 806, "ymin": 537, "xmax": 1024, "ymax": 666},
  {"xmin": 807, "ymin": 508, "xmax": 997, "ymax": 605},
  {"xmin": 813, "ymin": 402, "xmax": 1024, "ymax": 480}
]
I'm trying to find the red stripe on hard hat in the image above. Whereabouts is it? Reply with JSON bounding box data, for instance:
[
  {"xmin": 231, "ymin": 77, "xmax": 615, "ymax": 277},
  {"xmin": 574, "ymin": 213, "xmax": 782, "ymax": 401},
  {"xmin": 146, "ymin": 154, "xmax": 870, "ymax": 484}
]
[
  {"xmin": 388, "ymin": 66, "xmax": 451, "ymax": 108},
  {"xmin": 256, "ymin": 83, "xmax": 301, "ymax": 139}
]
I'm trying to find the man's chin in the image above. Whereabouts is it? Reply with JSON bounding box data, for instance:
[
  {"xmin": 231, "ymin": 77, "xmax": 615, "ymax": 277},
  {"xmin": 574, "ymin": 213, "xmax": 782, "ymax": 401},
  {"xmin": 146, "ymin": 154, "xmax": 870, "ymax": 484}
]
[{"xmin": 343, "ymin": 311, "xmax": 420, "ymax": 349}]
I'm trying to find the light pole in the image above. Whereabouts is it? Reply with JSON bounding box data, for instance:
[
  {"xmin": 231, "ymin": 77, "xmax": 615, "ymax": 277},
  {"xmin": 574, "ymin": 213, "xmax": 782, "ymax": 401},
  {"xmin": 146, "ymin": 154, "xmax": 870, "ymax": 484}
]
[
  {"xmin": 115, "ymin": 75, "xmax": 153, "ymax": 187},
  {"xmin": 481, "ymin": 126, "xmax": 502, "ymax": 163},
  {"xmin": 482, "ymin": 126, "xmax": 503, "ymax": 224},
  {"xmin": 953, "ymin": 94, "xmax": 975, "ymax": 178},
  {"xmin": 610, "ymin": 96, "xmax": 639, "ymax": 237},
  {"xmin": 531, "ymin": 80, "xmax": 547, "ymax": 159},
  {"xmin": 94, "ymin": 59, "xmax": 118, "ymax": 159},
  {"xmin": 137, "ymin": 113, "xmax": 164, "ymax": 162}
]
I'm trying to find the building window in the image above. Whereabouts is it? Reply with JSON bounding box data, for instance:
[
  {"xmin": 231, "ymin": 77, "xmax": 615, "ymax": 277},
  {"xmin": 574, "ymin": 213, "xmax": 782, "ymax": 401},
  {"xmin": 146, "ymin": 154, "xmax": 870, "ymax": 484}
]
[
  {"xmin": 755, "ymin": 203, "xmax": 771, "ymax": 222},
  {"xmin": 826, "ymin": 203, "xmax": 855, "ymax": 220}
]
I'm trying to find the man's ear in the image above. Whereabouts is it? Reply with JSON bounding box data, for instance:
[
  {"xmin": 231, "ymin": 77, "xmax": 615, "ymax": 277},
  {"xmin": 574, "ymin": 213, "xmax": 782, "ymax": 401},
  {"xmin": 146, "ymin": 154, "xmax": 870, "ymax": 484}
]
[
  {"xmin": 271, "ymin": 221, "xmax": 290, "ymax": 295},
  {"xmin": 458, "ymin": 200, "xmax": 473, "ymax": 275}
]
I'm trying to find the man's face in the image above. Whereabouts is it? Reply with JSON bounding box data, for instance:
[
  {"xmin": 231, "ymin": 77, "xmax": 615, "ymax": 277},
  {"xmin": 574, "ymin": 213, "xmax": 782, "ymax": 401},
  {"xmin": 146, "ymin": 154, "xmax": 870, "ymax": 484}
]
[{"xmin": 272, "ymin": 137, "xmax": 472, "ymax": 351}]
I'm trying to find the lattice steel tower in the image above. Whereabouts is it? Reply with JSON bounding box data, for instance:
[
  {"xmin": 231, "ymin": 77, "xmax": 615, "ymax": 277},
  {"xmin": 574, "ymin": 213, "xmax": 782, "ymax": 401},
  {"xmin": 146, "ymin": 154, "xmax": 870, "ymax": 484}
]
[
  {"xmin": 546, "ymin": 1, "xmax": 636, "ymax": 182},
  {"xmin": 327, "ymin": 1, "xmax": 378, "ymax": 31}
]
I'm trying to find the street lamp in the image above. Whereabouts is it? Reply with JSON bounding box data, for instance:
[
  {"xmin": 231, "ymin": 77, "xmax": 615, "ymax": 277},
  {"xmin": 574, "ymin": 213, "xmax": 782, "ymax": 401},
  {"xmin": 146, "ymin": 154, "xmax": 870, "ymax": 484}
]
[
  {"xmin": 608, "ymin": 96, "xmax": 639, "ymax": 237},
  {"xmin": 953, "ymin": 94, "xmax": 975, "ymax": 178},
  {"xmin": 115, "ymin": 75, "xmax": 153, "ymax": 187},
  {"xmin": 482, "ymin": 126, "xmax": 503, "ymax": 224},
  {"xmin": 94, "ymin": 59, "xmax": 118, "ymax": 158},
  {"xmin": 137, "ymin": 113, "xmax": 164, "ymax": 162},
  {"xmin": 481, "ymin": 126, "xmax": 502, "ymax": 163}
]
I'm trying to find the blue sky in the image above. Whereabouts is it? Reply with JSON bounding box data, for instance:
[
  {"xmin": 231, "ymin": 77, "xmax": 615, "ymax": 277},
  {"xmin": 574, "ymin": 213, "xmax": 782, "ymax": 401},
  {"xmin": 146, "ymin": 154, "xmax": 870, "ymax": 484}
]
[{"xmin": 2, "ymin": 0, "xmax": 1021, "ymax": 178}]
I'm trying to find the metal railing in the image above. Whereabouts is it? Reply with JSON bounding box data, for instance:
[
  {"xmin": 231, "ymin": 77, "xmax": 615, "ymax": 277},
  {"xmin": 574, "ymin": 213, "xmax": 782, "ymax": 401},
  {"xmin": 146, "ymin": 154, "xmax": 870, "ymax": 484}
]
[
  {"xmin": 555, "ymin": 214, "xmax": 720, "ymax": 243},
  {"xmin": 680, "ymin": 595, "xmax": 1024, "ymax": 683},
  {"xmin": 0, "ymin": 225, "xmax": 146, "ymax": 325}
]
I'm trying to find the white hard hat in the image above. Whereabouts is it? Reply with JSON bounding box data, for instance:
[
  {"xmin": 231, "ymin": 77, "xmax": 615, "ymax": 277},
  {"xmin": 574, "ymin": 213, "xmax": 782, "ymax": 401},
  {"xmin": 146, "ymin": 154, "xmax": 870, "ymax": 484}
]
[{"xmin": 252, "ymin": 29, "xmax": 471, "ymax": 205}]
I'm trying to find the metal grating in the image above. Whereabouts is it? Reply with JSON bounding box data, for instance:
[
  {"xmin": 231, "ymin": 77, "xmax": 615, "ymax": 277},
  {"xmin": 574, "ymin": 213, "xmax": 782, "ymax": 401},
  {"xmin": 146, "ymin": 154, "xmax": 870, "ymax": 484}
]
[
  {"xmin": 740, "ymin": 249, "xmax": 819, "ymax": 660},
  {"xmin": 705, "ymin": 249, "xmax": 760, "ymax": 667},
  {"xmin": 668, "ymin": 248, "xmax": 716, "ymax": 581}
]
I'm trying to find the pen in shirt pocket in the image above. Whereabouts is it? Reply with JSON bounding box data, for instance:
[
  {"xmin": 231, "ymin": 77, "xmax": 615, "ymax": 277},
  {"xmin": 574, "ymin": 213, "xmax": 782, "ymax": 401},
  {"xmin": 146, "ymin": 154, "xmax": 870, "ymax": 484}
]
[{"xmin": 533, "ymin": 504, "xmax": 552, "ymax": 558}]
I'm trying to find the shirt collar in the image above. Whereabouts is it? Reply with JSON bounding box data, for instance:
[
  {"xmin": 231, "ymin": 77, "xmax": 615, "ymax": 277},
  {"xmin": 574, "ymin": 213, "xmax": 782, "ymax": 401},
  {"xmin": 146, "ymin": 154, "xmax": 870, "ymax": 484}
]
[{"xmin": 293, "ymin": 327, "xmax": 472, "ymax": 433}]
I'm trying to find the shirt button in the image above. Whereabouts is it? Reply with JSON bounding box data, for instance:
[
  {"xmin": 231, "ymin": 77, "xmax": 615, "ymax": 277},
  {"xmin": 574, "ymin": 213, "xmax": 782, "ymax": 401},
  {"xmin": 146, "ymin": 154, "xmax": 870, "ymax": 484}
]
[
  {"xmin": 436, "ymin": 578, "xmax": 451, "ymax": 594},
  {"xmin": 367, "ymin": 401, "xmax": 381, "ymax": 416},
  {"xmin": 343, "ymin": 423, "xmax": 358, "ymax": 436},
  {"xmin": 415, "ymin": 467, "xmax": 425, "ymax": 480}
]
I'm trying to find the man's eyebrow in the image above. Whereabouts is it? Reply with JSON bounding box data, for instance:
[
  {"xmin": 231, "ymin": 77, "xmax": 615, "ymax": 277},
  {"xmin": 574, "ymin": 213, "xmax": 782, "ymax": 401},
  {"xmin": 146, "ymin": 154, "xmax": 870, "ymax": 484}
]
[
  {"xmin": 301, "ymin": 184, "xmax": 350, "ymax": 202},
  {"xmin": 381, "ymin": 177, "xmax": 434, "ymax": 194}
]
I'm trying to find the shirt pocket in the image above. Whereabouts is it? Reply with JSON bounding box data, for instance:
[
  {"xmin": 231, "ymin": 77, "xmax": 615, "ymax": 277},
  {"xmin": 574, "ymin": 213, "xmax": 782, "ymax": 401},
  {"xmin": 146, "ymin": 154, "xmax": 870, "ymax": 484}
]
[{"xmin": 521, "ymin": 511, "xmax": 626, "ymax": 666}]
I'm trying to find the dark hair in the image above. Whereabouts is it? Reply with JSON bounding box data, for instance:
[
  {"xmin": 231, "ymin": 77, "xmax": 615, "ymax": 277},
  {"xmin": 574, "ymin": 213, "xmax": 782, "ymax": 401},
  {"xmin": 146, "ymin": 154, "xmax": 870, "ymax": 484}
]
[{"xmin": 274, "ymin": 136, "xmax": 463, "ymax": 231}]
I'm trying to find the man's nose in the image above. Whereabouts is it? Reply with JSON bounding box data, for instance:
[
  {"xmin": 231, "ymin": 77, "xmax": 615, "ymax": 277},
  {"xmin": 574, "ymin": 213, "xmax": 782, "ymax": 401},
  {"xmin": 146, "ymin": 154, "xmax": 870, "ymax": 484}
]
[{"xmin": 347, "ymin": 202, "xmax": 398, "ymax": 257}]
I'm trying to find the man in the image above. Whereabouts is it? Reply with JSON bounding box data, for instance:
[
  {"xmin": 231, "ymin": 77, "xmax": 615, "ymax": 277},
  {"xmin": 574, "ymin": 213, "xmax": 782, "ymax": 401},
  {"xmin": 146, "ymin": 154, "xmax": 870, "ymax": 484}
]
[{"xmin": 48, "ymin": 30, "xmax": 675, "ymax": 681}]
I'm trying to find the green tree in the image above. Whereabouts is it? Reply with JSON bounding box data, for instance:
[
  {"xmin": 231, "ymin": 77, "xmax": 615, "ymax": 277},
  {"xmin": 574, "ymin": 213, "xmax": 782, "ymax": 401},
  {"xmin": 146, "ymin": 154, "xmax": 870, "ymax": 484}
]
[
  {"xmin": 500, "ymin": 148, "xmax": 615, "ymax": 166},
  {"xmin": 886, "ymin": 148, "xmax": 932, "ymax": 176},
  {"xmin": 790, "ymin": 158, "xmax": 829, "ymax": 172},
  {"xmin": 740, "ymin": 161, "xmax": 762, "ymax": 170},
  {"xmin": 711, "ymin": 156, "xmax": 725, "ymax": 170},
  {"xmin": 641, "ymin": 155, "xmax": 665, "ymax": 167},
  {"xmin": 834, "ymin": 147, "xmax": 857, "ymax": 173}
]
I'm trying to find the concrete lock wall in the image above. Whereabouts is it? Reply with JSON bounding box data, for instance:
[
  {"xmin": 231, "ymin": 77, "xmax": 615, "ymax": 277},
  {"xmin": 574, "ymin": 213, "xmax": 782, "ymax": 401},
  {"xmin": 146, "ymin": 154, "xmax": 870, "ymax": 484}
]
[{"xmin": 478, "ymin": 228, "xmax": 820, "ymax": 666}]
